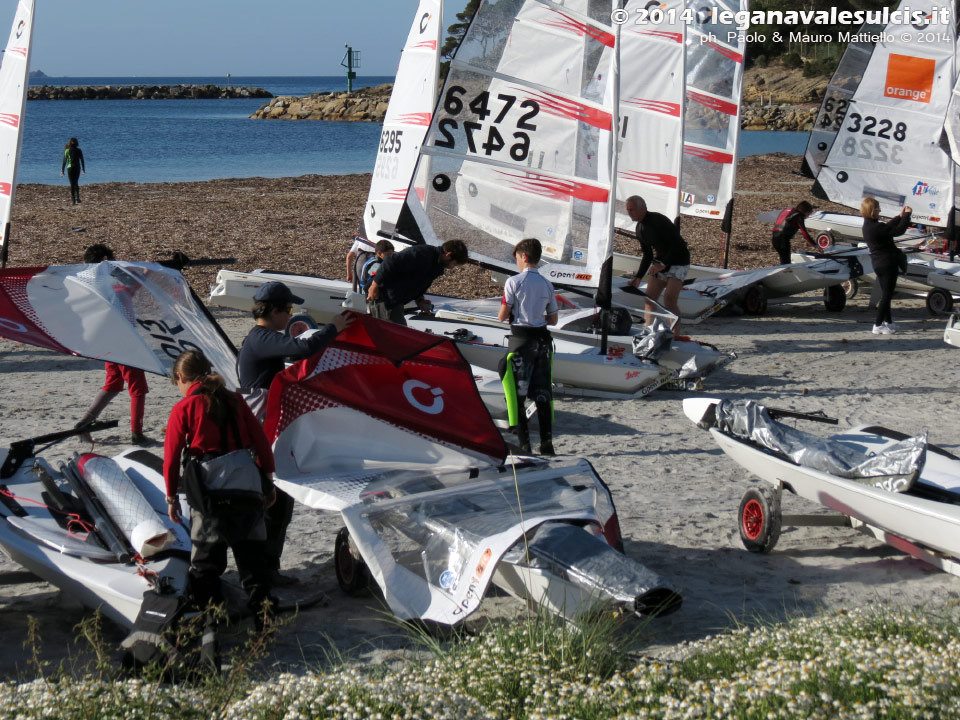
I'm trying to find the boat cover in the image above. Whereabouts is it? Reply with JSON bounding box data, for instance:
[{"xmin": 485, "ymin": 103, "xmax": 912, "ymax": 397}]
[{"xmin": 714, "ymin": 400, "xmax": 926, "ymax": 491}]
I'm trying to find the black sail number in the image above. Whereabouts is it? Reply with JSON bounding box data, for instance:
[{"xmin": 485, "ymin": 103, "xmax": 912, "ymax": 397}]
[
  {"xmin": 136, "ymin": 318, "xmax": 202, "ymax": 360},
  {"xmin": 434, "ymin": 84, "xmax": 539, "ymax": 162},
  {"xmin": 846, "ymin": 113, "xmax": 907, "ymax": 142}
]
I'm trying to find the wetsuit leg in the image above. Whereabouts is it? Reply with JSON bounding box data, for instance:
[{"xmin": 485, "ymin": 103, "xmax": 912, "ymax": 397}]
[
  {"xmin": 68, "ymin": 168, "xmax": 81, "ymax": 203},
  {"xmin": 263, "ymin": 488, "xmax": 294, "ymax": 575},
  {"xmin": 874, "ymin": 265, "xmax": 898, "ymax": 326}
]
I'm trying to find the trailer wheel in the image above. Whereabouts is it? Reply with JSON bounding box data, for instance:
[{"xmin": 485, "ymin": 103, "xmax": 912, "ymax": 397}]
[
  {"xmin": 742, "ymin": 285, "xmax": 767, "ymax": 316},
  {"xmin": 816, "ymin": 232, "xmax": 833, "ymax": 250},
  {"xmin": 926, "ymin": 288, "xmax": 954, "ymax": 316},
  {"xmin": 287, "ymin": 313, "xmax": 317, "ymax": 338},
  {"xmin": 738, "ymin": 486, "xmax": 781, "ymax": 554},
  {"xmin": 842, "ymin": 278, "xmax": 858, "ymax": 300},
  {"xmin": 823, "ymin": 285, "xmax": 847, "ymax": 312},
  {"xmin": 334, "ymin": 527, "xmax": 371, "ymax": 596}
]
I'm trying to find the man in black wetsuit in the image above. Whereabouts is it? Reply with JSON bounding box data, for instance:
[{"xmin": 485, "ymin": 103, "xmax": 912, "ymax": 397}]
[
  {"xmin": 626, "ymin": 195, "xmax": 691, "ymax": 330},
  {"xmin": 237, "ymin": 281, "xmax": 352, "ymax": 584},
  {"xmin": 365, "ymin": 239, "xmax": 468, "ymax": 324}
]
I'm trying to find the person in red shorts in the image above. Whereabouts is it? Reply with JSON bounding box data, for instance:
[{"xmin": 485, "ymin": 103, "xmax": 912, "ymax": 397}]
[{"xmin": 74, "ymin": 244, "xmax": 151, "ymax": 446}]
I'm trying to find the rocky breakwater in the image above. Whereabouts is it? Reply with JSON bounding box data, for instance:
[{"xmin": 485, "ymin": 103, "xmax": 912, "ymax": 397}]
[
  {"xmin": 251, "ymin": 83, "xmax": 391, "ymax": 121},
  {"xmin": 28, "ymin": 84, "xmax": 273, "ymax": 100},
  {"xmin": 740, "ymin": 104, "xmax": 818, "ymax": 131}
]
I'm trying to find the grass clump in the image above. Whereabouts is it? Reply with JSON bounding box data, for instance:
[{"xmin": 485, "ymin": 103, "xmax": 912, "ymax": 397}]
[{"xmin": 5, "ymin": 605, "xmax": 960, "ymax": 718}]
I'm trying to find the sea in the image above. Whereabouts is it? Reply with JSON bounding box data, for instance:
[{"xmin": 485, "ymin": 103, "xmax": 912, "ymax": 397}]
[{"xmin": 20, "ymin": 75, "xmax": 808, "ymax": 185}]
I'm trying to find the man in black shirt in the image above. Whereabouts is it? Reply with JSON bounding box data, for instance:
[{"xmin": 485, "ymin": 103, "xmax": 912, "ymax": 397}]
[
  {"xmin": 237, "ymin": 280, "xmax": 352, "ymax": 584},
  {"xmin": 626, "ymin": 195, "xmax": 691, "ymax": 330},
  {"xmin": 366, "ymin": 240, "xmax": 469, "ymax": 324}
]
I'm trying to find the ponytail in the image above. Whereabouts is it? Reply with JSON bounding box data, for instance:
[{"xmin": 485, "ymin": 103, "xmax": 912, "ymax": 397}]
[{"xmin": 172, "ymin": 350, "xmax": 234, "ymax": 424}]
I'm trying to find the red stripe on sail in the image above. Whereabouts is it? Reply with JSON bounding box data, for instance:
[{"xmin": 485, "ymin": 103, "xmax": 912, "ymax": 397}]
[
  {"xmin": 623, "ymin": 97, "xmax": 681, "ymax": 117},
  {"xmin": 634, "ymin": 29, "xmax": 683, "ymax": 43},
  {"xmin": 517, "ymin": 88, "xmax": 612, "ymax": 130},
  {"xmin": 413, "ymin": 40, "xmax": 437, "ymax": 50},
  {"xmin": 384, "ymin": 189, "xmax": 408, "ymax": 200},
  {"xmin": 704, "ymin": 41, "xmax": 743, "ymax": 63},
  {"xmin": 8, "ymin": 47, "xmax": 25, "ymax": 58},
  {"xmin": 497, "ymin": 170, "xmax": 608, "ymax": 203},
  {"xmin": 0, "ymin": 113, "xmax": 20, "ymax": 128},
  {"xmin": 686, "ymin": 90, "xmax": 738, "ymax": 116},
  {"xmin": 264, "ymin": 314, "xmax": 507, "ymax": 462},
  {"xmin": 0, "ymin": 182, "xmax": 10, "ymax": 196},
  {"xmin": 541, "ymin": 10, "xmax": 615, "ymax": 48},
  {"xmin": 395, "ymin": 112, "xmax": 432, "ymax": 126},
  {"xmin": 683, "ymin": 145, "xmax": 734, "ymax": 164},
  {"xmin": 0, "ymin": 266, "xmax": 75, "ymax": 355},
  {"xmin": 619, "ymin": 170, "xmax": 677, "ymax": 188}
]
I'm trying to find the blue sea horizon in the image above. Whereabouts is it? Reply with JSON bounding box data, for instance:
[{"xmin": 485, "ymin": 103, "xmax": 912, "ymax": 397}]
[{"xmin": 19, "ymin": 76, "xmax": 808, "ymax": 185}]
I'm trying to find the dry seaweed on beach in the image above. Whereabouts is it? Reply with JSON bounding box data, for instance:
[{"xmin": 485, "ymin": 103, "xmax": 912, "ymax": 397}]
[{"xmin": 7, "ymin": 153, "xmax": 851, "ymax": 300}]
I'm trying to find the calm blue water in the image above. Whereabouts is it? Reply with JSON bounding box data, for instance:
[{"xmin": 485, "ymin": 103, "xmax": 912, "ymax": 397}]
[{"xmin": 19, "ymin": 76, "xmax": 807, "ymax": 184}]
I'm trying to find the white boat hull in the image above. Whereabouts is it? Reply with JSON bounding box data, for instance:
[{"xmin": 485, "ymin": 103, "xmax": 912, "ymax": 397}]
[{"xmin": 707, "ymin": 424, "xmax": 960, "ymax": 562}]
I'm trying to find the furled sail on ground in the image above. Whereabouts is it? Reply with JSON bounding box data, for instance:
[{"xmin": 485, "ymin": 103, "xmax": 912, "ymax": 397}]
[
  {"xmin": 802, "ymin": 24, "xmax": 882, "ymax": 179},
  {"xmin": 265, "ymin": 313, "xmax": 507, "ymax": 469},
  {"xmin": 0, "ymin": 262, "xmax": 240, "ymax": 387},
  {"xmin": 814, "ymin": 0, "xmax": 956, "ymax": 226},
  {"xmin": 615, "ymin": 0, "xmax": 685, "ymax": 227},
  {"xmin": 403, "ymin": 0, "xmax": 619, "ymax": 288},
  {"xmin": 362, "ymin": 0, "xmax": 442, "ymax": 243},
  {"xmin": 0, "ymin": 0, "xmax": 34, "ymax": 267},
  {"xmin": 679, "ymin": 0, "xmax": 746, "ymax": 221}
]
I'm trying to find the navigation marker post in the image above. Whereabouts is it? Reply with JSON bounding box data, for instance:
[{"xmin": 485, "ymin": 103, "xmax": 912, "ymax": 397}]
[{"xmin": 342, "ymin": 44, "xmax": 360, "ymax": 93}]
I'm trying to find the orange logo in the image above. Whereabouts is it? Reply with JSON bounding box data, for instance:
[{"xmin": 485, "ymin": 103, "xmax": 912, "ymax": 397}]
[{"xmin": 884, "ymin": 54, "xmax": 935, "ymax": 103}]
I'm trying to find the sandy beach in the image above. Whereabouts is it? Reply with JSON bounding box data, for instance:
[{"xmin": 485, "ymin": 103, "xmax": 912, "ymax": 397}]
[{"xmin": 1, "ymin": 158, "xmax": 958, "ymax": 679}]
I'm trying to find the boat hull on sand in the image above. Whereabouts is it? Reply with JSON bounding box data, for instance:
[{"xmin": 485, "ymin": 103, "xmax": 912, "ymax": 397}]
[
  {"xmin": 684, "ymin": 398, "xmax": 960, "ymax": 570},
  {"xmin": 0, "ymin": 445, "xmax": 189, "ymax": 629}
]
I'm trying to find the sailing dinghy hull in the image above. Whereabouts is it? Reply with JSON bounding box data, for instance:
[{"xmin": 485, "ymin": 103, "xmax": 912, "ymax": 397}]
[
  {"xmin": 684, "ymin": 397, "xmax": 960, "ymax": 572},
  {"xmin": 0, "ymin": 444, "xmax": 190, "ymax": 629}
]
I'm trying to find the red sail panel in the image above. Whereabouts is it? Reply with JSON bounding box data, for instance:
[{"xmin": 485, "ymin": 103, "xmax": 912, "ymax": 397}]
[
  {"xmin": 265, "ymin": 314, "xmax": 508, "ymax": 463},
  {"xmin": 0, "ymin": 265, "xmax": 74, "ymax": 354}
]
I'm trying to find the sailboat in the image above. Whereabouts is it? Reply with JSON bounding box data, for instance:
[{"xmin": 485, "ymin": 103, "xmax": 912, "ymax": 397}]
[
  {"xmin": 0, "ymin": 0, "xmax": 33, "ymax": 268},
  {"xmin": 796, "ymin": 1, "xmax": 960, "ymax": 314}
]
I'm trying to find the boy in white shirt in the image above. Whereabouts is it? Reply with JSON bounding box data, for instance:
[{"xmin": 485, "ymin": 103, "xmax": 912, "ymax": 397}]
[{"xmin": 497, "ymin": 238, "xmax": 559, "ymax": 455}]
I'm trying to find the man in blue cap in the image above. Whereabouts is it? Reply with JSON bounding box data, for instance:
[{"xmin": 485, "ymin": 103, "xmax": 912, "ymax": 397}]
[{"xmin": 237, "ymin": 280, "xmax": 352, "ymax": 584}]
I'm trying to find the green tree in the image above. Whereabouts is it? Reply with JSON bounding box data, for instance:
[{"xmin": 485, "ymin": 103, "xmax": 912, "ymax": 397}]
[{"xmin": 440, "ymin": 0, "xmax": 480, "ymax": 64}]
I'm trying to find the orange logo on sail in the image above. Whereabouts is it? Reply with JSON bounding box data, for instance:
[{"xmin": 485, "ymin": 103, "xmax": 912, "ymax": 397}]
[{"xmin": 884, "ymin": 54, "xmax": 935, "ymax": 103}]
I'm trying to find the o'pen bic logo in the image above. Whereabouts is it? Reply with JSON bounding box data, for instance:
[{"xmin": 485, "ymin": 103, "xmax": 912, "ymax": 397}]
[{"xmin": 403, "ymin": 379, "xmax": 444, "ymax": 415}]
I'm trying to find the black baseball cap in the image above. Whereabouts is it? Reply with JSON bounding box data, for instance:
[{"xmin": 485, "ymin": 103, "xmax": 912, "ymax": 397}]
[{"xmin": 254, "ymin": 281, "xmax": 304, "ymax": 305}]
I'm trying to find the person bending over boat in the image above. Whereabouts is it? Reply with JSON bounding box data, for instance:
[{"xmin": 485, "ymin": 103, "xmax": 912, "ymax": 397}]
[
  {"xmin": 345, "ymin": 233, "xmax": 376, "ymax": 291},
  {"xmin": 861, "ymin": 197, "xmax": 912, "ymax": 335},
  {"xmin": 237, "ymin": 280, "xmax": 352, "ymax": 585},
  {"xmin": 60, "ymin": 137, "xmax": 85, "ymax": 205},
  {"xmin": 366, "ymin": 239, "xmax": 469, "ymax": 325},
  {"xmin": 164, "ymin": 350, "xmax": 276, "ymax": 648},
  {"xmin": 770, "ymin": 201, "xmax": 815, "ymax": 264},
  {"xmin": 497, "ymin": 238, "xmax": 558, "ymax": 456},
  {"xmin": 625, "ymin": 195, "xmax": 691, "ymax": 330},
  {"xmin": 75, "ymin": 244, "xmax": 151, "ymax": 446}
]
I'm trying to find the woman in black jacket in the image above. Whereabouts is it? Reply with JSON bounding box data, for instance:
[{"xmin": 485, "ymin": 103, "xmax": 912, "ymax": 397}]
[{"xmin": 861, "ymin": 196, "xmax": 912, "ymax": 335}]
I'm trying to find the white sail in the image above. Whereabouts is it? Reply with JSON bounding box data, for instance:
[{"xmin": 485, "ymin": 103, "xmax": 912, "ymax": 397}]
[
  {"xmin": 362, "ymin": 0, "xmax": 442, "ymax": 243},
  {"xmin": 815, "ymin": 0, "xmax": 956, "ymax": 227},
  {"xmin": 0, "ymin": 0, "xmax": 34, "ymax": 266},
  {"xmin": 802, "ymin": 24, "xmax": 882, "ymax": 179},
  {"xmin": 679, "ymin": 0, "xmax": 746, "ymax": 220},
  {"xmin": 615, "ymin": 0, "xmax": 685, "ymax": 227},
  {"xmin": 404, "ymin": 0, "xmax": 619, "ymax": 288}
]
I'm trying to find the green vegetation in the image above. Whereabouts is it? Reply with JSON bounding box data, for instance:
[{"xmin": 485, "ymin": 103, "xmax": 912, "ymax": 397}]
[{"xmin": 4, "ymin": 606, "xmax": 960, "ymax": 719}]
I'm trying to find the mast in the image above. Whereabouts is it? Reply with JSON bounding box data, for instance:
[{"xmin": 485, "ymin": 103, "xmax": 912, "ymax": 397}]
[{"xmin": 599, "ymin": 2, "xmax": 622, "ymax": 355}]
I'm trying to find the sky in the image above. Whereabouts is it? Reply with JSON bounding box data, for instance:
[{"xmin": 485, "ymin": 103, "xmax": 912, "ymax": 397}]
[{"xmin": 27, "ymin": 0, "xmax": 463, "ymax": 77}]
